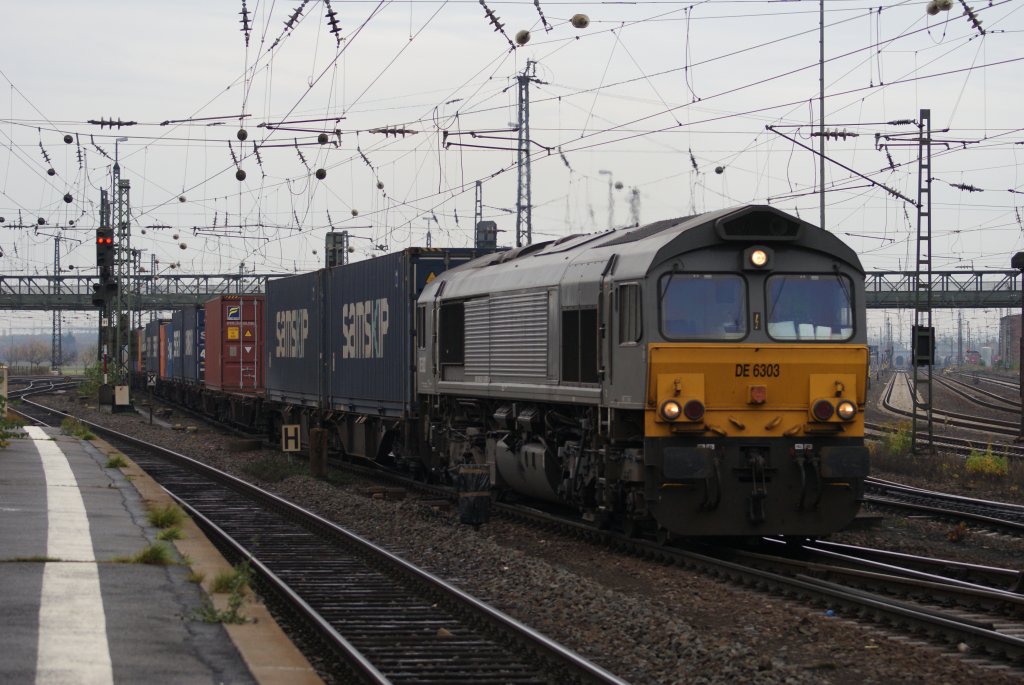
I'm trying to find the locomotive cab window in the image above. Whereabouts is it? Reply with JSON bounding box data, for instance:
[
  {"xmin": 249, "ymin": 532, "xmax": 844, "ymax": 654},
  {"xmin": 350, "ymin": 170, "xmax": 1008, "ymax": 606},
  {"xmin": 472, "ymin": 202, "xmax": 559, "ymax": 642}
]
[
  {"xmin": 765, "ymin": 274, "xmax": 854, "ymax": 341},
  {"xmin": 661, "ymin": 274, "xmax": 746, "ymax": 340},
  {"xmin": 617, "ymin": 283, "xmax": 642, "ymax": 344}
]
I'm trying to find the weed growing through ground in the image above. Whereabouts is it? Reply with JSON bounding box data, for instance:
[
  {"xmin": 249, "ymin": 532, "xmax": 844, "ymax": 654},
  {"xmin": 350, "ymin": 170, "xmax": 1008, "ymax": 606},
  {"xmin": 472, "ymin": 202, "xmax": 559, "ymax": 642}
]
[
  {"xmin": 13, "ymin": 556, "xmax": 61, "ymax": 562},
  {"xmin": 60, "ymin": 417, "xmax": 95, "ymax": 440},
  {"xmin": 964, "ymin": 445, "xmax": 1009, "ymax": 479},
  {"xmin": 156, "ymin": 527, "xmax": 183, "ymax": 541},
  {"xmin": 147, "ymin": 503, "xmax": 185, "ymax": 529},
  {"xmin": 112, "ymin": 543, "xmax": 174, "ymax": 565},
  {"xmin": 105, "ymin": 454, "xmax": 128, "ymax": 468},
  {"xmin": 194, "ymin": 561, "xmax": 253, "ymax": 624}
]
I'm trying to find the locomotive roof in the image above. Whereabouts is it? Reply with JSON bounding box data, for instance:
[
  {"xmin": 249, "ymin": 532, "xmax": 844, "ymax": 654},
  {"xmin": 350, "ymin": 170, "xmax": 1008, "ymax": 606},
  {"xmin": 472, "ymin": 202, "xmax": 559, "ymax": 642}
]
[{"xmin": 426, "ymin": 204, "xmax": 863, "ymax": 299}]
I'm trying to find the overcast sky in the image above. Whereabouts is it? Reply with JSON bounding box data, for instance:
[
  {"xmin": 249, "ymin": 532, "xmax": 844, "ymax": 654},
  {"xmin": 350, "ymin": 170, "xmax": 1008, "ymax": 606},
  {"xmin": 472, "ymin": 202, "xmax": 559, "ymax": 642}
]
[{"xmin": 1, "ymin": 0, "xmax": 1022, "ymax": 342}]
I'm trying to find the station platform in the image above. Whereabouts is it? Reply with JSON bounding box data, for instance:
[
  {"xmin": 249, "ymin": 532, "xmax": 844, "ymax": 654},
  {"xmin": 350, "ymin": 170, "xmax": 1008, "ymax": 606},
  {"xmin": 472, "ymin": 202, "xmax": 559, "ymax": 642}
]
[{"xmin": 0, "ymin": 424, "xmax": 322, "ymax": 685}]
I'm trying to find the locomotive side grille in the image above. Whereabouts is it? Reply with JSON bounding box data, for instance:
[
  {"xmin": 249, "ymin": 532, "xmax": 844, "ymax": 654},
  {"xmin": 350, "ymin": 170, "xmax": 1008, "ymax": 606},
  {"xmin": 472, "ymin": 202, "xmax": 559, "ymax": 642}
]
[
  {"xmin": 464, "ymin": 299, "xmax": 490, "ymax": 376},
  {"xmin": 465, "ymin": 291, "xmax": 549, "ymax": 378}
]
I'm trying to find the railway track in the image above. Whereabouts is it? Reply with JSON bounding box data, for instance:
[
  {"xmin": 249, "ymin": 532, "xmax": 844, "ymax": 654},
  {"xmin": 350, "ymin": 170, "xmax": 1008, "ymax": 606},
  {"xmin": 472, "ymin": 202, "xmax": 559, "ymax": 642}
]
[
  {"xmin": 952, "ymin": 372, "xmax": 1021, "ymax": 392},
  {"xmin": 934, "ymin": 374, "xmax": 1021, "ymax": 414},
  {"xmin": 12, "ymin": 396, "xmax": 626, "ymax": 685},
  {"xmin": 881, "ymin": 371, "xmax": 1021, "ymax": 438},
  {"xmin": 864, "ymin": 477, "xmax": 1024, "ymax": 536},
  {"xmin": 21, "ymin": 391, "xmax": 1024, "ymax": 671}
]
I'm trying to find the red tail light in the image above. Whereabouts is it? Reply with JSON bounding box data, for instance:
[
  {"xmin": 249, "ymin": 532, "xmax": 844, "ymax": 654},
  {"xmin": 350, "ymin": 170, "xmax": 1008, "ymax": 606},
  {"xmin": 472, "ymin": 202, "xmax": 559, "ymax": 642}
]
[
  {"xmin": 811, "ymin": 399, "xmax": 834, "ymax": 421},
  {"xmin": 683, "ymin": 400, "xmax": 705, "ymax": 421}
]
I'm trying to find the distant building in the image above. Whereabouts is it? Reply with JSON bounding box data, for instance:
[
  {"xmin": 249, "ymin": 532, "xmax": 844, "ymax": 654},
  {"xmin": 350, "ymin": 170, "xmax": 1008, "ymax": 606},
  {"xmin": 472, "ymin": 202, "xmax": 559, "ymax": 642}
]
[{"xmin": 999, "ymin": 314, "xmax": 1021, "ymax": 369}]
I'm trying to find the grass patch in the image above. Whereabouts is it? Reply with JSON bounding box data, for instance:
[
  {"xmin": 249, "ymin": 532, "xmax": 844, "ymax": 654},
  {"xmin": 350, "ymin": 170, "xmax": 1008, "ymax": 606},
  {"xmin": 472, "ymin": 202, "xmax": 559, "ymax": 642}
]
[
  {"xmin": 194, "ymin": 561, "xmax": 253, "ymax": 624},
  {"xmin": 60, "ymin": 417, "xmax": 95, "ymax": 441},
  {"xmin": 881, "ymin": 422, "xmax": 912, "ymax": 457},
  {"xmin": 12, "ymin": 556, "xmax": 61, "ymax": 562},
  {"xmin": 210, "ymin": 565, "xmax": 251, "ymax": 594},
  {"xmin": 113, "ymin": 543, "xmax": 175, "ymax": 565},
  {"xmin": 242, "ymin": 455, "xmax": 307, "ymax": 483},
  {"xmin": 105, "ymin": 454, "xmax": 128, "ymax": 468},
  {"xmin": 147, "ymin": 503, "xmax": 185, "ymax": 529},
  {"xmin": 870, "ymin": 424, "xmax": 1024, "ymax": 501},
  {"xmin": 965, "ymin": 445, "xmax": 1009, "ymax": 479},
  {"xmin": 186, "ymin": 569, "xmax": 205, "ymax": 584},
  {"xmin": 156, "ymin": 527, "xmax": 183, "ymax": 541}
]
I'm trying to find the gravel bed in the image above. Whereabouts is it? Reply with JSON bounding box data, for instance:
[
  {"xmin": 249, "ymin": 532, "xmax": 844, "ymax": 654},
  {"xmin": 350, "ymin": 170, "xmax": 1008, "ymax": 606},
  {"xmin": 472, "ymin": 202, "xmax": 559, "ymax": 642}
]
[{"xmin": 31, "ymin": 392, "xmax": 1024, "ymax": 685}]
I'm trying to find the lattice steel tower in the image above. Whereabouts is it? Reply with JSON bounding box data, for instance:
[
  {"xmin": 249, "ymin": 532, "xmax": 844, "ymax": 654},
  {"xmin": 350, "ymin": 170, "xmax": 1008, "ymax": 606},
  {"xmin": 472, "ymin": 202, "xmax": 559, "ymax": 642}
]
[
  {"xmin": 51, "ymin": 236, "xmax": 62, "ymax": 372},
  {"xmin": 911, "ymin": 109, "xmax": 934, "ymax": 453},
  {"xmin": 110, "ymin": 162, "xmax": 132, "ymax": 384},
  {"xmin": 515, "ymin": 60, "xmax": 543, "ymax": 247}
]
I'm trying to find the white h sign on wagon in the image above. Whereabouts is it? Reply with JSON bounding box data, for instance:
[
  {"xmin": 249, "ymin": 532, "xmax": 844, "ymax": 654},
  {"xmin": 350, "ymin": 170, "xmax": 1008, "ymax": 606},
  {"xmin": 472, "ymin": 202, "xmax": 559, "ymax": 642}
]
[{"xmin": 281, "ymin": 424, "xmax": 301, "ymax": 452}]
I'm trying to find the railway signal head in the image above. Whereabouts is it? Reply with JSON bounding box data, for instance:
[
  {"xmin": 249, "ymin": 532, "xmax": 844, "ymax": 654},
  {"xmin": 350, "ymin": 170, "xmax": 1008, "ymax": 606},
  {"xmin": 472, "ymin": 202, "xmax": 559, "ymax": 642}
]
[{"xmin": 96, "ymin": 226, "xmax": 114, "ymax": 281}]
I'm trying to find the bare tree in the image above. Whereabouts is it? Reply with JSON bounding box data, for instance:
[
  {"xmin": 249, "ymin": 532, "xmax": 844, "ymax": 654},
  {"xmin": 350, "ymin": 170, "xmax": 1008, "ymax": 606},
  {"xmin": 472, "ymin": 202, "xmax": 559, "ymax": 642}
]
[{"xmin": 23, "ymin": 340, "xmax": 50, "ymax": 373}]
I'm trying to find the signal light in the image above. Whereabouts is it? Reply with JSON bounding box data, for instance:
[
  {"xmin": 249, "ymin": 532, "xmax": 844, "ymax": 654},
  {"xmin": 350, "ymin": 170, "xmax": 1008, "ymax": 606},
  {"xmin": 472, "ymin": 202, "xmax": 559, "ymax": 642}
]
[{"xmin": 811, "ymin": 399, "xmax": 834, "ymax": 421}]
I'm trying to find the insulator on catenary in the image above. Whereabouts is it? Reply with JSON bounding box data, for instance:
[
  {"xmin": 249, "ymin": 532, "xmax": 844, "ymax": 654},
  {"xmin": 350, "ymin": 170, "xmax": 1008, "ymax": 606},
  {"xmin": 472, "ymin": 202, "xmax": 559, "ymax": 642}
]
[{"xmin": 570, "ymin": 13, "xmax": 590, "ymax": 29}]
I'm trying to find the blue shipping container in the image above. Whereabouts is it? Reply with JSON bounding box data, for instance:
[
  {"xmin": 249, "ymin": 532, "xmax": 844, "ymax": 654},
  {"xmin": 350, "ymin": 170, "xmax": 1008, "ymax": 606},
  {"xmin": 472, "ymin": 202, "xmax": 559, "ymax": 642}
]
[
  {"xmin": 327, "ymin": 248, "xmax": 492, "ymax": 417},
  {"xmin": 266, "ymin": 270, "xmax": 325, "ymax": 406},
  {"xmin": 182, "ymin": 305, "xmax": 205, "ymax": 384}
]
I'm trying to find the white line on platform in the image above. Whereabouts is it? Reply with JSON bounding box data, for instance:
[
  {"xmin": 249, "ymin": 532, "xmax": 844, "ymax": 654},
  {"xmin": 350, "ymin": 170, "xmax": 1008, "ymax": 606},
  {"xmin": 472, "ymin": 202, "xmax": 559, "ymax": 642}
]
[{"xmin": 26, "ymin": 426, "xmax": 113, "ymax": 685}]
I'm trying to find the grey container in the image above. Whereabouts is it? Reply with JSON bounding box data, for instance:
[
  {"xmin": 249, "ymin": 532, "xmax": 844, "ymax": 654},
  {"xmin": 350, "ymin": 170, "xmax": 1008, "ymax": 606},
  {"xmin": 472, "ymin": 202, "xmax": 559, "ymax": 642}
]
[
  {"xmin": 266, "ymin": 270, "xmax": 325, "ymax": 406},
  {"xmin": 327, "ymin": 248, "xmax": 491, "ymax": 417},
  {"xmin": 181, "ymin": 305, "xmax": 205, "ymax": 384}
]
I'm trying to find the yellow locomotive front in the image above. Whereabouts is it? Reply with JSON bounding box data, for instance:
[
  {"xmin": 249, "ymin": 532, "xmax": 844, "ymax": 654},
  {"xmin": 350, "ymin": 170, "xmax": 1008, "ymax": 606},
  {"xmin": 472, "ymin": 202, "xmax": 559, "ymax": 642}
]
[{"xmin": 642, "ymin": 243, "xmax": 869, "ymax": 537}]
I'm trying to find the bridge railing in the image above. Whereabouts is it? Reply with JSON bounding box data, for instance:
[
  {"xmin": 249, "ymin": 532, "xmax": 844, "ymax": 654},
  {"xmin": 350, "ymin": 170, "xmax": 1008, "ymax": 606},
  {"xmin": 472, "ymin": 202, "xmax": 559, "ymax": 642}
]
[
  {"xmin": 0, "ymin": 274, "xmax": 282, "ymax": 310},
  {"xmin": 1, "ymin": 270, "xmax": 1022, "ymax": 310},
  {"xmin": 865, "ymin": 270, "xmax": 1022, "ymax": 308}
]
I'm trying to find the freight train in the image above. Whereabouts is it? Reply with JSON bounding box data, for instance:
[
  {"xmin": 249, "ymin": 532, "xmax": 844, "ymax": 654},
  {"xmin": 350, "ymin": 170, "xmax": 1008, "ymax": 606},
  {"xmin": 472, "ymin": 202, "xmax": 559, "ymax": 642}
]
[{"xmin": 133, "ymin": 204, "xmax": 870, "ymax": 538}]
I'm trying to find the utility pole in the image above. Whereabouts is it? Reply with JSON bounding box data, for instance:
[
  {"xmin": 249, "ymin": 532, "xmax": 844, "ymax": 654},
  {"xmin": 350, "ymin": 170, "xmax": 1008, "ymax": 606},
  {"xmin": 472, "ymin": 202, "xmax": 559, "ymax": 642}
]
[
  {"xmin": 423, "ymin": 216, "xmax": 436, "ymax": 248},
  {"xmin": 819, "ymin": 0, "xmax": 826, "ymax": 231},
  {"xmin": 515, "ymin": 60, "xmax": 543, "ymax": 247},
  {"xmin": 110, "ymin": 154, "xmax": 132, "ymax": 390},
  {"xmin": 474, "ymin": 180, "xmax": 483, "ymax": 229},
  {"xmin": 911, "ymin": 109, "xmax": 934, "ymax": 453},
  {"xmin": 599, "ymin": 169, "xmax": 614, "ymax": 230},
  {"xmin": 51, "ymin": 236, "xmax": 62, "ymax": 373},
  {"xmin": 628, "ymin": 187, "xmax": 640, "ymax": 227},
  {"xmin": 957, "ymin": 311, "xmax": 963, "ymax": 365}
]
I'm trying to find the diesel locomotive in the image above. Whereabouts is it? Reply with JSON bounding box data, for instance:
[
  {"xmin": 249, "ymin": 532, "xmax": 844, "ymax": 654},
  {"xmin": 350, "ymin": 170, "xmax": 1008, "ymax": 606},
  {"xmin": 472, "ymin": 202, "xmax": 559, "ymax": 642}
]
[
  {"xmin": 416, "ymin": 204, "xmax": 869, "ymax": 537},
  {"xmin": 137, "ymin": 204, "xmax": 869, "ymax": 538}
]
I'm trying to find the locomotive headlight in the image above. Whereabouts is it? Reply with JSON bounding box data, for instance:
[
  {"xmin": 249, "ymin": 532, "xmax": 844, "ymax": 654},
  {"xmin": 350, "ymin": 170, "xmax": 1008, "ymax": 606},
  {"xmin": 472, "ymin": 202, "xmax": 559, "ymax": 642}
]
[
  {"xmin": 743, "ymin": 245, "xmax": 772, "ymax": 271},
  {"xmin": 660, "ymin": 400, "xmax": 682, "ymax": 421},
  {"xmin": 836, "ymin": 400, "xmax": 857, "ymax": 421}
]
